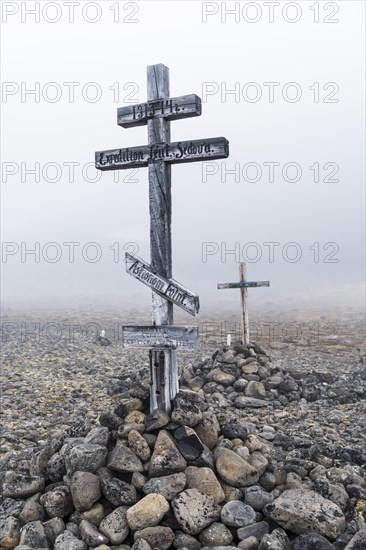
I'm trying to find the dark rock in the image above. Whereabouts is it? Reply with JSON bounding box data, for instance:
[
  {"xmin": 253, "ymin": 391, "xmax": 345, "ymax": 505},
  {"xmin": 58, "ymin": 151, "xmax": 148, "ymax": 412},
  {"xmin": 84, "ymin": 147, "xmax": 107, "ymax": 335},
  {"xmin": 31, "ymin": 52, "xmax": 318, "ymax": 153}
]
[
  {"xmin": 144, "ymin": 408, "xmax": 170, "ymax": 432},
  {"xmin": 174, "ymin": 426, "xmax": 204, "ymax": 461},
  {"xmin": 64, "ymin": 443, "xmax": 107, "ymax": 475},
  {"xmin": 40, "ymin": 486, "xmax": 73, "ymax": 518},
  {"xmin": 292, "ymin": 532, "xmax": 336, "ymax": 549},
  {"xmin": 98, "ymin": 467, "xmax": 137, "ymax": 506}
]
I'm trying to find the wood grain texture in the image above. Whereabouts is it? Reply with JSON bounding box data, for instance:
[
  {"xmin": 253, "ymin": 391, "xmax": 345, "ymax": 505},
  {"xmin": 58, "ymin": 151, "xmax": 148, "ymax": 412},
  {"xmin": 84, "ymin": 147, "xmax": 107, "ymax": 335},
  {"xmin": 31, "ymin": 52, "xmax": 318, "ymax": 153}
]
[
  {"xmin": 147, "ymin": 64, "xmax": 174, "ymax": 413},
  {"xmin": 117, "ymin": 94, "xmax": 202, "ymax": 128},
  {"xmin": 95, "ymin": 137, "xmax": 229, "ymax": 171},
  {"xmin": 122, "ymin": 325, "xmax": 199, "ymax": 350},
  {"xmin": 125, "ymin": 253, "xmax": 200, "ymax": 316}
]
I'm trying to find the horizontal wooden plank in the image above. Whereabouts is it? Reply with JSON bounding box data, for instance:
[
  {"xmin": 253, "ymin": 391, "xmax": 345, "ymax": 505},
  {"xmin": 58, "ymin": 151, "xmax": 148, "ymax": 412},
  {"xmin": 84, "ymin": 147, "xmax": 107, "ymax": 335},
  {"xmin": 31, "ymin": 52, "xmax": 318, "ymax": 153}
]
[
  {"xmin": 122, "ymin": 325, "xmax": 199, "ymax": 350},
  {"xmin": 117, "ymin": 94, "xmax": 202, "ymax": 128},
  {"xmin": 95, "ymin": 137, "xmax": 229, "ymax": 171},
  {"xmin": 217, "ymin": 281, "xmax": 270, "ymax": 289},
  {"xmin": 125, "ymin": 253, "xmax": 200, "ymax": 316}
]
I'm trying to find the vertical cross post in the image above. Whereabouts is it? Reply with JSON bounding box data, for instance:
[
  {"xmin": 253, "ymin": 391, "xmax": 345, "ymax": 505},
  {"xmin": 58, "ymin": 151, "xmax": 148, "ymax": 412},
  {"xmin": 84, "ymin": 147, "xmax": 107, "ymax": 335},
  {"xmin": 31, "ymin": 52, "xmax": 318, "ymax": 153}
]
[
  {"xmin": 147, "ymin": 64, "xmax": 177, "ymax": 413},
  {"xmin": 239, "ymin": 262, "xmax": 249, "ymax": 346}
]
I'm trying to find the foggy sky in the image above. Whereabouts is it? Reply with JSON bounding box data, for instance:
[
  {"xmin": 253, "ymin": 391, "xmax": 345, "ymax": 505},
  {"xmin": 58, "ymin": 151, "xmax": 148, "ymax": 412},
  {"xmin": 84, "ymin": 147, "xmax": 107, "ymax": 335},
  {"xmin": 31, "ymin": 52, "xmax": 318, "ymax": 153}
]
[{"xmin": 1, "ymin": 0, "xmax": 365, "ymax": 311}]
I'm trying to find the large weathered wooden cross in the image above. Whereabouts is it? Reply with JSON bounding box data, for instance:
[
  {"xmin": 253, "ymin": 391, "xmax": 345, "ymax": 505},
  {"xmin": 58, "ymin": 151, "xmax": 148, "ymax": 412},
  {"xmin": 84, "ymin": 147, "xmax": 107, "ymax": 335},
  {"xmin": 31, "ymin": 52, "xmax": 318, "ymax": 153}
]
[
  {"xmin": 95, "ymin": 64, "xmax": 229, "ymax": 413},
  {"xmin": 218, "ymin": 262, "xmax": 269, "ymax": 346}
]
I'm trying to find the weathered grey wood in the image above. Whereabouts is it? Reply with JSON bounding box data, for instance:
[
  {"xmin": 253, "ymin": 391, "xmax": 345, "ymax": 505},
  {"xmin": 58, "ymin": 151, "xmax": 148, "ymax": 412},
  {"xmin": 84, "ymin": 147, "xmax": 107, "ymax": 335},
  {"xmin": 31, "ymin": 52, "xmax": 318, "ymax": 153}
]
[
  {"xmin": 95, "ymin": 63, "xmax": 230, "ymax": 414},
  {"xmin": 95, "ymin": 137, "xmax": 229, "ymax": 171},
  {"xmin": 217, "ymin": 281, "xmax": 270, "ymax": 289},
  {"xmin": 122, "ymin": 325, "xmax": 199, "ymax": 350},
  {"xmin": 240, "ymin": 263, "xmax": 249, "ymax": 346},
  {"xmin": 217, "ymin": 263, "xmax": 270, "ymax": 346},
  {"xmin": 125, "ymin": 253, "xmax": 200, "ymax": 316},
  {"xmin": 117, "ymin": 94, "xmax": 202, "ymax": 127},
  {"xmin": 147, "ymin": 63, "xmax": 174, "ymax": 414}
]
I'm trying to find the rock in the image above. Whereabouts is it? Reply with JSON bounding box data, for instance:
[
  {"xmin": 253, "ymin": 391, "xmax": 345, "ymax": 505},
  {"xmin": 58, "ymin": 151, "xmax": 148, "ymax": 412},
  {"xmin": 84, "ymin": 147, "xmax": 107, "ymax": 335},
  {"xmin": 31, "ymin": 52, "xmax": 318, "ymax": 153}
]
[
  {"xmin": 0, "ymin": 497, "xmax": 24, "ymax": 525},
  {"xmin": 194, "ymin": 411, "xmax": 220, "ymax": 450},
  {"xmin": 215, "ymin": 448, "xmax": 259, "ymax": 487},
  {"xmin": 126, "ymin": 494, "xmax": 169, "ymax": 531},
  {"xmin": 79, "ymin": 503, "xmax": 104, "ymax": 527},
  {"xmin": 125, "ymin": 410, "xmax": 146, "ymax": 424},
  {"xmin": 134, "ymin": 526, "xmax": 175, "ymax": 550},
  {"xmin": 70, "ymin": 471, "xmax": 101, "ymax": 511},
  {"xmin": 19, "ymin": 520, "xmax": 50, "ymax": 549},
  {"xmin": 99, "ymin": 410, "xmax": 124, "ymax": 430},
  {"xmin": 143, "ymin": 472, "xmax": 186, "ymax": 500},
  {"xmin": 54, "ymin": 530, "xmax": 87, "ymax": 550},
  {"xmin": 40, "ymin": 486, "xmax": 73, "ymax": 518},
  {"xmin": 19, "ymin": 494, "xmax": 45, "ymax": 524},
  {"xmin": 144, "ymin": 409, "xmax": 170, "ymax": 431},
  {"xmin": 65, "ymin": 443, "xmax": 107, "ymax": 475},
  {"xmin": 172, "ymin": 488, "xmax": 221, "ymax": 535},
  {"xmin": 43, "ymin": 517, "xmax": 65, "ymax": 544},
  {"xmin": 248, "ymin": 451, "xmax": 268, "ymax": 477},
  {"xmin": 79, "ymin": 519, "xmax": 108, "ymax": 546},
  {"xmin": 131, "ymin": 471, "xmax": 148, "ymax": 490},
  {"xmin": 2, "ymin": 472, "xmax": 45, "ymax": 499},
  {"xmin": 99, "ymin": 507, "xmax": 129, "ymax": 545},
  {"xmin": 128, "ymin": 430, "xmax": 151, "ymax": 462},
  {"xmin": 238, "ymin": 536, "xmax": 261, "ymax": 550},
  {"xmin": 279, "ymin": 376, "xmax": 298, "ymax": 392},
  {"xmin": 98, "ymin": 468, "xmax": 137, "ymax": 506},
  {"xmin": 132, "ymin": 540, "xmax": 152, "ymax": 550},
  {"xmin": 173, "ymin": 531, "xmax": 202, "ymax": 549},
  {"xmin": 149, "ymin": 430, "xmax": 187, "ymax": 477},
  {"xmin": 185, "ymin": 466, "xmax": 225, "ymax": 503},
  {"xmin": 237, "ymin": 521, "xmax": 269, "ymax": 540},
  {"xmin": 292, "ymin": 531, "xmax": 336, "ymax": 549},
  {"xmin": 0, "ymin": 516, "xmax": 21, "ymax": 548},
  {"xmin": 199, "ymin": 521, "xmax": 233, "ymax": 546},
  {"xmin": 344, "ymin": 530, "xmax": 366, "ymax": 549},
  {"xmin": 85, "ymin": 427, "xmax": 109, "ymax": 446},
  {"xmin": 221, "ymin": 417, "xmax": 249, "ymax": 440},
  {"xmin": 171, "ymin": 391, "xmax": 204, "ymax": 427},
  {"xmin": 244, "ymin": 484, "xmax": 274, "ymax": 510},
  {"xmin": 245, "ymin": 381, "xmax": 266, "ymax": 399},
  {"xmin": 235, "ymin": 396, "xmax": 271, "ymax": 408},
  {"xmin": 47, "ymin": 452, "xmax": 66, "ymax": 482},
  {"xmin": 115, "ymin": 397, "xmax": 144, "ymax": 418},
  {"xmin": 312, "ymin": 476, "xmax": 349, "ymax": 511},
  {"xmin": 258, "ymin": 527, "xmax": 291, "ymax": 549},
  {"xmin": 174, "ymin": 426, "xmax": 205, "ymax": 461},
  {"xmin": 220, "ymin": 500, "xmax": 256, "ymax": 527},
  {"xmin": 207, "ymin": 369, "xmax": 236, "ymax": 386},
  {"xmin": 107, "ymin": 445, "xmax": 144, "ymax": 473},
  {"xmin": 264, "ymin": 488, "xmax": 346, "ymax": 540}
]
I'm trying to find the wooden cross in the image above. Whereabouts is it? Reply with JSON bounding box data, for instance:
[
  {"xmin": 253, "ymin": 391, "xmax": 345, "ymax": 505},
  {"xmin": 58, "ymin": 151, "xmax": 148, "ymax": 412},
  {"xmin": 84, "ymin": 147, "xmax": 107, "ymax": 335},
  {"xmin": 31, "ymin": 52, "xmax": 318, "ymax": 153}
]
[
  {"xmin": 217, "ymin": 262, "xmax": 269, "ymax": 346},
  {"xmin": 95, "ymin": 64, "xmax": 229, "ymax": 413}
]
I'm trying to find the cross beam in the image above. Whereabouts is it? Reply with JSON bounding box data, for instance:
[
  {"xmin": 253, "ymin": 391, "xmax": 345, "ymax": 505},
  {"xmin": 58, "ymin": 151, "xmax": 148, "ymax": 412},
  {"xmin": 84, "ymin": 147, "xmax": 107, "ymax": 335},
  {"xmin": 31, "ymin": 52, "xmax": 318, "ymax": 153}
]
[{"xmin": 217, "ymin": 262, "xmax": 270, "ymax": 346}]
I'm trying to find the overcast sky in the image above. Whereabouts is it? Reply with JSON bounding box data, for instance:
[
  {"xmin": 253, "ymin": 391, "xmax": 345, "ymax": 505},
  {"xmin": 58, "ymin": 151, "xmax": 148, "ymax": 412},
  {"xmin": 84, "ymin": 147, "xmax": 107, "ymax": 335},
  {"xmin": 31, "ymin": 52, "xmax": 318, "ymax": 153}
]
[{"xmin": 1, "ymin": 0, "xmax": 365, "ymax": 312}]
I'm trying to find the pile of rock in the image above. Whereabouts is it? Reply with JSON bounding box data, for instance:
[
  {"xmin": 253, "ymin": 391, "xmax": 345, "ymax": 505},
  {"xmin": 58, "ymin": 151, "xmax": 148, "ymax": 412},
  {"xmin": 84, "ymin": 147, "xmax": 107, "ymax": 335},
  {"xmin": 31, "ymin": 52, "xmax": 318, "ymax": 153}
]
[
  {"xmin": 181, "ymin": 343, "xmax": 366, "ymax": 411},
  {"xmin": 1, "ymin": 376, "xmax": 365, "ymax": 550}
]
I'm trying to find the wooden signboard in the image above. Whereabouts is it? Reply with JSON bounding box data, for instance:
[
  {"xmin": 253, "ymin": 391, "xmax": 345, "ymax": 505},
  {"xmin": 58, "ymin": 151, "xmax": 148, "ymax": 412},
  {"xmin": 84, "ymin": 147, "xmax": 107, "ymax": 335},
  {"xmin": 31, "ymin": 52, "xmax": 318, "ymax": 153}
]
[
  {"xmin": 125, "ymin": 253, "xmax": 200, "ymax": 316},
  {"xmin": 122, "ymin": 325, "xmax": 199, "ymax": 350},
  {"xmin": 217, "ymin": 281, "xmax": 270, "ymax": 289},
  {"xmin": 118, "ymin": 94, "xmax": 202, "ymax": 128},
  {"xmin": 95, "ymin": 137, "xmax": 229, "ymax": 171}
]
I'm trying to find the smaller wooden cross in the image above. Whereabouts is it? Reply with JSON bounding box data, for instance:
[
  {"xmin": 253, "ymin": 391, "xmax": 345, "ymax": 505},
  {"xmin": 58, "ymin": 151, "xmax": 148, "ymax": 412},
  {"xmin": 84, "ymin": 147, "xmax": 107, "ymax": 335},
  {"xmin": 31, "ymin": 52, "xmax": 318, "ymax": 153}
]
[{"xmin": 217, "ymin": 262, "xmax": 270, "ymax": 346}]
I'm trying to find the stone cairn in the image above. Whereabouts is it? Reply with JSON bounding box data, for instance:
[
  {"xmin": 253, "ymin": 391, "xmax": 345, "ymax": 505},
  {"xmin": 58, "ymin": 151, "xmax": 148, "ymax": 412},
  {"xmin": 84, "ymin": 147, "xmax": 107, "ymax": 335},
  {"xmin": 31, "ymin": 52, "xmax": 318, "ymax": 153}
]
[{"xmin": 1, "ymin": 343, "xmax": 366, "ymax": 550}]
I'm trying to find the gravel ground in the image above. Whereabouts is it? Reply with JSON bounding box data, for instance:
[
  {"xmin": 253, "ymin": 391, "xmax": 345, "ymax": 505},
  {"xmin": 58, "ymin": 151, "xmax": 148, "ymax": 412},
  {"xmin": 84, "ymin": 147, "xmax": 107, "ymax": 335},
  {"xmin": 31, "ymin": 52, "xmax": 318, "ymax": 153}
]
[{"xmin": 1, "ymin": 308, "xmax": 365, "ymax": 456}]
